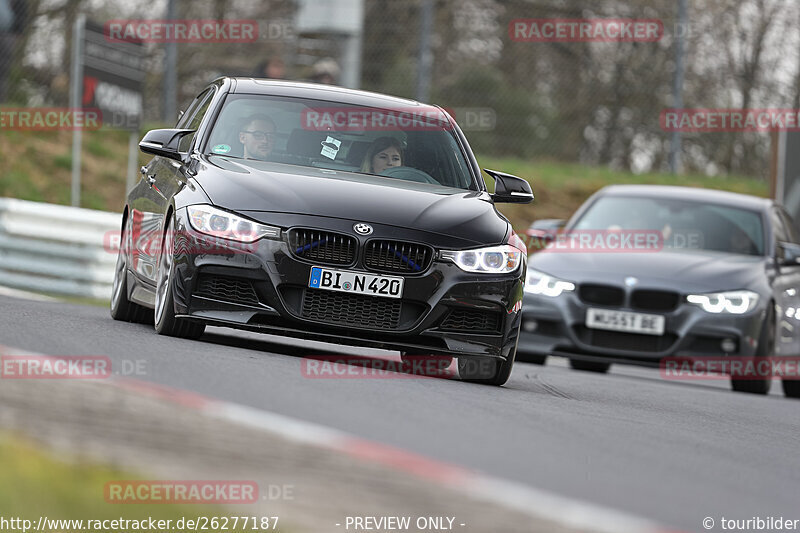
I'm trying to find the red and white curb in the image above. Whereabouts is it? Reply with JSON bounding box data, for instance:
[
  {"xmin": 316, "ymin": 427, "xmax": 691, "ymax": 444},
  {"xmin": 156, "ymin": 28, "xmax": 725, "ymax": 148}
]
[{"xmin": 0, "ymin": 345, "xmax": 676, "ymax": 533}]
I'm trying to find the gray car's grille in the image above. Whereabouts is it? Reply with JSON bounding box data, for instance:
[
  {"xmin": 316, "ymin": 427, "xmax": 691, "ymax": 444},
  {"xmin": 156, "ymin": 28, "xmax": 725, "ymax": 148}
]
[
  {"xmin": 578, "ymin": 284, "xmax": 625, "ymax": 307},
  {"xmin": 289, "ymin": 229, "xmax": 356, "ymax": 265},
  {"xmin": 631, "ymin": 289, "xmax": 680, "ymax": 312},
  {"xmin": 301, "ymin": 289, "xmax": 402, "ymax": 329},
  {"xmin": 364, "ymin": 240, "xmax": 433, "ymax": 274}
]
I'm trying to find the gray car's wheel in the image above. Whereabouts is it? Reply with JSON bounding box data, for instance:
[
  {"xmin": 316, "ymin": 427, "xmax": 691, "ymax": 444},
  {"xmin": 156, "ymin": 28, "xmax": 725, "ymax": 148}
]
[
  {"xmin": 154, "ymin": 217, "xmax": 205, "ymax": 339},
  {"xmin": 569, "ymin": 359, "xmax": 611, "ymax": 373},
  {"xmin": 731, "ymin": 305, "xmax": 773, "ymax": 395},
  {"xmin": 517, "ymin": 352, "xmax": 548, "ymax": 365},
  {"xmin": 110, "ymin": 218, "xmax": 152, "ymax": 324},
  {"xmin": 781, "ymin": 379, "xmax": 800, "ymax": 398}
]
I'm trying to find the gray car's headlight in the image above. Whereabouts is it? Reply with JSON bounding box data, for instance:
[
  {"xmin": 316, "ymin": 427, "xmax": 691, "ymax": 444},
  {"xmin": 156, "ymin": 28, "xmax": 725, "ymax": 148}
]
[
  {"xmin": 686, "ymin": 290, "xmax": 759, "ymax": 314},
  {"xmin": 440, "ymin": 245, "xmax": 522, "ymax": 273},
  {"xmin": 187, "ymin": 205, "xmax": 280, "ymax": 243},
  {"xmin": 524, "ymin": 268, "xmax": 575, "ymax": 297}
]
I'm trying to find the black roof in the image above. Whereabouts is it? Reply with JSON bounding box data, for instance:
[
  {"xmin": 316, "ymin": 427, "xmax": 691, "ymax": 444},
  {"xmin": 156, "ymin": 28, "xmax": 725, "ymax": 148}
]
[
  {"xmin": 227, "ymin": 77, "xmax": 437, "ymax": 111},
  {"xmin": 598, "ymin": 184, "xmax": 773, "ymax": 211}
]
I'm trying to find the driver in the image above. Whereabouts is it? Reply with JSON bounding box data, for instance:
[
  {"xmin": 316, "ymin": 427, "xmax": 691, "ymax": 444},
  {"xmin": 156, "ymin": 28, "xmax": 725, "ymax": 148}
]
[
  {"xmin": 238, "ymin": 114, "xmax": 276, "ymax": 160},
  {"xmin": 361, "ymin": 136, "xmax": 403, "ymax": 174}
]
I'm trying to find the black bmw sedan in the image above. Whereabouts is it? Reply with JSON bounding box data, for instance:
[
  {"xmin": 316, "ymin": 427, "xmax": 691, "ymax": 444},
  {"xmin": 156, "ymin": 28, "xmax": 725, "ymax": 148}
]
[
  {"xmin": 517, "ymin": 185, "xmax": 800, "ymax": 397},
  {"xmin": 110, "ymin": 77, "xmax": 532, "ymax": 386}
]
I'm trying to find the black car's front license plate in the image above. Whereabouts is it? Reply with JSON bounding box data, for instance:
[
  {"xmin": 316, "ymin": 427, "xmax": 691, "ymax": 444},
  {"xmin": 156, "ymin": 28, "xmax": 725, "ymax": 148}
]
[
  {"xmin": 308, "ymin": 266, "xmax": 404, "ymax": 299},
  {"xmin": 585, "ymin": 308, "xmax": 665, "ymax": 336}
]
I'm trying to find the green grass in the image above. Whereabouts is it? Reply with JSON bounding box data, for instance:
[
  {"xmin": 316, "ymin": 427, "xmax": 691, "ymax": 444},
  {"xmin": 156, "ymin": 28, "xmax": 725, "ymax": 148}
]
[{"xmin": 0, "ymin": 433, "xmax": 258, "ymax": 530}]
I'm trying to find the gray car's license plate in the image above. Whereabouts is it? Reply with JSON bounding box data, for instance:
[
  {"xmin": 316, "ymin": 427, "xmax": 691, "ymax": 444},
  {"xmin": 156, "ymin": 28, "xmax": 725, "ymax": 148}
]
[{"xmin": 586, "ymin": 308, "xmax": 665, "ymax": 336}]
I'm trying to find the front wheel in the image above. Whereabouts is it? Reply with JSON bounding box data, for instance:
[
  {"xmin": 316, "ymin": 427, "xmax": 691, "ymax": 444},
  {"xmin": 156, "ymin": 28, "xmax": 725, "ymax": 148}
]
[
  {"xmin": 517, "ymin": 352, "xmax": 548, "ymax": 365},
  {"xmin": 781, "ymin": 379, "xmax": 800, "ymax": 398},
  {"xmin": 569, "ymin": 359, "xmax": 611, "ymax": 373},
  {"xmin": 110, "ymin": 219, "xmax": 152, "ymax": 324},
  {"xmin": 154, "ymin": 217, "xmax": 205, "ymax": 339},
  {"xmin": 731, "ymin": 305, "xmax": 773, "ymax": 395}
]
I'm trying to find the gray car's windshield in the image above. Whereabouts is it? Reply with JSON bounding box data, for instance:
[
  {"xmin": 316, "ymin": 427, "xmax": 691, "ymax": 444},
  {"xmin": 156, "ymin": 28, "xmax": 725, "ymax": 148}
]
[
  {"xmin": 204, "ymin": 94, "xmax": 476, "ymax": 191},
  {"xmin": 572, "ymin": 195, "xmax": 765, "ymax": 256}
]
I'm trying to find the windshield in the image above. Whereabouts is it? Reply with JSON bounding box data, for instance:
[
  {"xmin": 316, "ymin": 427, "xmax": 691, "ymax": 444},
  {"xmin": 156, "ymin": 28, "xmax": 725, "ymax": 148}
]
[
  {"xmin": 572, "ymin": 195, "xmax": 765, "ymax": 256},
  {"xmin": 203, "ymin": 94, "xmax": 477, "ymax": 191}
]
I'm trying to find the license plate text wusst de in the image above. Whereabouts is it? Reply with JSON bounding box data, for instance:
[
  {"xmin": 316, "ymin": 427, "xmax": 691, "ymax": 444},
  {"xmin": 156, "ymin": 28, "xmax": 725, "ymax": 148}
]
[
  {"xmin": 308, "ymin": 267, "xmax": 404, "ymax": 299},
  {"xmin": 585, "ymin": 308, "xmax": 665, "ymax": 336}
]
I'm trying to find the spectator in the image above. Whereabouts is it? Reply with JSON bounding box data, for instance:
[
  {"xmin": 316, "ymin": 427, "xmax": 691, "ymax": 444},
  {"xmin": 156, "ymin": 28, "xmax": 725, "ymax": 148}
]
[
  {"xmin": 254, "ymin": 56, "xmax": 286, "ymax": 80},
  {"xmin": 310, "ymin": 57, "xmax": 340, "ymax": 85}
]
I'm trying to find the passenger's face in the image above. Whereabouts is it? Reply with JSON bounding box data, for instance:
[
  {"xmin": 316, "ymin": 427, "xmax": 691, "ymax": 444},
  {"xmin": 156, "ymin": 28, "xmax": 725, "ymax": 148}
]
[
  {"xmin": 372, "ymin": 146, "xmax": 402, "ymax": 173},
  {"xmin": 239, "ymin": 119, "xmax": 275, "ymax": 159}
]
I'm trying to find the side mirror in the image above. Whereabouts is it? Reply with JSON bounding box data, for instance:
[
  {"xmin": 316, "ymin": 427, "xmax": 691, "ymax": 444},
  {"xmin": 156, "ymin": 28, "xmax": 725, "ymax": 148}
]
[
  {"xmin": 484, "ymin": 168, "xmax": 534, "ymax": 204},
  {"xmin": 139, "ymin": 128, "xmax": 195, "ymax": 162},
  {"xmin": 777, "ymin": 241, "xmax": 800, "ymax": 266},
  {"xmin": 529, "ymin": 219, "xmax": 566, "ymax": 232}
]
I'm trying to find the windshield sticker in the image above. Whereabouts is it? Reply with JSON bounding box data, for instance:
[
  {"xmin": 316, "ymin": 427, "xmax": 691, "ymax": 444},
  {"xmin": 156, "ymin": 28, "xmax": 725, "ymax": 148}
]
[
  {"xmin": 212, "ymin": 143, "xmax": 231, "ymax": 154},
  {"xmin": 320, "ymin": 136, "xmax": 342, "ymax": 160}
]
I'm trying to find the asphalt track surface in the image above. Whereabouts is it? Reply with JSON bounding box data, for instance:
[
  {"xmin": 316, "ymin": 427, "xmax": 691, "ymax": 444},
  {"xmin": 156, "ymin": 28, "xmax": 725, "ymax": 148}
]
[{"xmin": 1, "ymin": 293, "xmax": 798, "ymax": 533}]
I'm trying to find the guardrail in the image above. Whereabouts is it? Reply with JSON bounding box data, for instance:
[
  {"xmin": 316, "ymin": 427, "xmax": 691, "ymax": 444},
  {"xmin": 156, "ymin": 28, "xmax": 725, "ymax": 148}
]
[{"xmin": 0, "ymin": 198, "xmax": 121, "ymax": 300}]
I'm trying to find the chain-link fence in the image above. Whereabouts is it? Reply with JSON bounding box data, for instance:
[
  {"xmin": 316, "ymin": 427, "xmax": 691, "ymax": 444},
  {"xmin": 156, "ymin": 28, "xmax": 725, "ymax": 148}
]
[{"xmin": 2, "ymin": 0, "xmax": 800, "ymax": 180}]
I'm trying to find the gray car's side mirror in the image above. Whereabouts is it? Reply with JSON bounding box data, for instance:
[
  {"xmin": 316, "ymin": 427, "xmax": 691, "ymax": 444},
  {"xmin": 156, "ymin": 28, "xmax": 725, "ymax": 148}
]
[
  {"xmin": 777, "ymin": 241, "xmax": 800, "ymax": 266},
  {"xmin": 484, "ymin": 168, "xmax": 534, "ymax": 204},
  {"xmin": 139, "ymin": 128, "xmax": 196, "ymax": 162}
]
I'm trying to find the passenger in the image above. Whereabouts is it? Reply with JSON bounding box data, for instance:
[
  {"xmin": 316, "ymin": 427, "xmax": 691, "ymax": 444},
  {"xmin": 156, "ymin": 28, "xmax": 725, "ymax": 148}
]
[
  {"xmin": 238, "ymin": 114, "xmax": 276, "ymax": 160},
  {"xmin": 361, "ymin": 136, "xmax": 403, "ymax": 174}
]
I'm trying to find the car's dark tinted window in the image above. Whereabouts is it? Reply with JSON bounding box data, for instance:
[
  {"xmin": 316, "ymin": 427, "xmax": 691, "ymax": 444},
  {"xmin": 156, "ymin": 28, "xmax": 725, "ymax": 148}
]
[
  {"xmin": 204, "ymin": 94, "xmax": 477, "ymax": 191},
  {"xmin": 573, "ymin": 195, "xmax": 765, "ymax": 256}
]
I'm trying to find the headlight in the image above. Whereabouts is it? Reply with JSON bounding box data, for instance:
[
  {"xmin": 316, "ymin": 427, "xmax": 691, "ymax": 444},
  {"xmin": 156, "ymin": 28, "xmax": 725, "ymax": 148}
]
[
  {"xmin": 524, "ymin": 269, "xmax": 575, "ymax": 297},
  {"xmin": 440, "ymin": 245, "xmax": 522, "ymax": 273},
  {"xmin": 187, "ymin": 205, "xmax": 280, "ymax": 243},
  {"xmin": 686, "ymin": 290, "xmax": 759, "ymax": 314}
]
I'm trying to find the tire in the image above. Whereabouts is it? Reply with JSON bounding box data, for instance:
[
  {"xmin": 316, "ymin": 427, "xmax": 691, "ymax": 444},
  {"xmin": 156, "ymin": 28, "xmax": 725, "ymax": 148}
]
[
  {"xmin": 154, "ymin": 217, "xmax": 205, "ymax": 339},
  {"xmin": 517, "ymin": 352, "xmax": 548, "ymax": 365},
  {"xmin": 458, "ymin": 344, "xmax": 516, "ymax": 386},
  {"xmin": 781, "ymin": 379, "xmax": 800, "ymax": 398},
  {"xmin": 569, "ymin": 359, "xmax": 611, "ymax": 373},
  {"xmin": 731, "ymin": 305, "xmax": 773, "ymax": 395},
  {"xmin": 110, "ymin": 218, "xmax": 153, "ymax": 324}
]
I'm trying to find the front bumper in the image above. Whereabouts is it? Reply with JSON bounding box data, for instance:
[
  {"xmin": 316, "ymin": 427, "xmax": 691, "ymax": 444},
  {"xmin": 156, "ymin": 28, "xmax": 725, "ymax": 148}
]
[
  {"xmin": 169, "ymin": 209, "xmax": 523, "ymax": 359},
  {"xmin": 517, "ymin": 289, "xmax": 766, "ymax": 363}
]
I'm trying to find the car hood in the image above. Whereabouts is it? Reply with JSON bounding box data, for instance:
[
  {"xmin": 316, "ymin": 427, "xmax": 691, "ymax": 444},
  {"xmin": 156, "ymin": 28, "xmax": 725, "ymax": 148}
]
[
  {"xmin": 193, "ymin": 156, "xmax": 507, "ymax": 246},
  {"xmin": 529, "ymin": 248, "xmax": 767, "ymax": 293}
]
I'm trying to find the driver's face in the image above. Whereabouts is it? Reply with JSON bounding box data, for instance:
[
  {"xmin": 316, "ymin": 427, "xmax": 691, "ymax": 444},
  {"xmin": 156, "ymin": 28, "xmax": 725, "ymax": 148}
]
[
  {"xmin": 239, "ymin": 119, "xmax": 275, "ymax": 160},
  {"xmin": 372, "ymin": 146, "xmax": 402, "ymax": 173}
]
